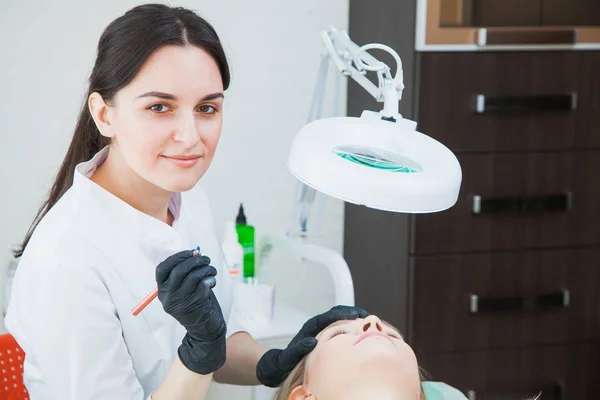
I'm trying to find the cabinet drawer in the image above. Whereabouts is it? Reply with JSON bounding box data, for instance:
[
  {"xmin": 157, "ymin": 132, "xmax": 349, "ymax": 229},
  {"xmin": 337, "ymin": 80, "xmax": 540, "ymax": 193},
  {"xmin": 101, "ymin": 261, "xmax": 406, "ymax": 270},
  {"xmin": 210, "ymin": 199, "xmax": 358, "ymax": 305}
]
[
  {"xmin": 417, "ymin": 51, "xmax": 600, "ymax": 152},
  {"xmin": 411, "ymin": 151, "xmax": 600, "ymax": 254},
  {"xmin": 542, "ymin": 0, "xmax": 600, "ymax": 26},
  {"xmin": 420, "ymin": 343, "xmax": 598, "ymax": 400},
  {"xmin": 410, "ymin": 249, "xmax": 600, "ymax": 353},
  {"xmin": 471, "ymin": 0, "xmax": 543, "ymax": 27}
]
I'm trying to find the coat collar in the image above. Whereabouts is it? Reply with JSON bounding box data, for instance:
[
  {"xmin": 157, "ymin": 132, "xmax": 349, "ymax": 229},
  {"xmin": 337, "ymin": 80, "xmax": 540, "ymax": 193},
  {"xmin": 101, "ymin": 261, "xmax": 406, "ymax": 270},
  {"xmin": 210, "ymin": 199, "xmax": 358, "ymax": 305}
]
[{"xmin": 73, "ymin": 146, "xmax": 184, "ymax": 248}]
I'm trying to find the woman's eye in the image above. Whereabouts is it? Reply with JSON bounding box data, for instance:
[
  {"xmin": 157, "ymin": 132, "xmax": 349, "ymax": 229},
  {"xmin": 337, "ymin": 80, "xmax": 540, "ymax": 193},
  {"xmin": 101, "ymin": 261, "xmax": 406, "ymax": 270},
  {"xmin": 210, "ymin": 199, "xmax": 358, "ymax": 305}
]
[
  {"xmin": 149, "ymin": 104, "xmax": 170, "ymax": 113},
  {"xmin": 198, "ymin": 104, "xmax": 217, "ymax": 114}
]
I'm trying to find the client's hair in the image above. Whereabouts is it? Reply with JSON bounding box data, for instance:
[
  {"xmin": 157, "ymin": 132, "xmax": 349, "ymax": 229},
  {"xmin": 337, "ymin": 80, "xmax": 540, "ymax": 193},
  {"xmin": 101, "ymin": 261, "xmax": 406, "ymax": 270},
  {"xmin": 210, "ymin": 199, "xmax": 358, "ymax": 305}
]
[{"xmin": 274, "ymin": 357, "xmax": 309, "ymax": 400}]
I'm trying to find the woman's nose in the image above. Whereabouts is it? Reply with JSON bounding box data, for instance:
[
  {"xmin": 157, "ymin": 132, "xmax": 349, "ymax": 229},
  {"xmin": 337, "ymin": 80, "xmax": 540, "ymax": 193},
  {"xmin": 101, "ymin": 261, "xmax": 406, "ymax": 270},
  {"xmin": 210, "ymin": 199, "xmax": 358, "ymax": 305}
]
[
  {"xmin": 360, "ymin": 315, "xmax": 384, "ymax": 333},
  {"xmin": 173, "ymin": 113, "xmax": 201, "ymax": 148}
]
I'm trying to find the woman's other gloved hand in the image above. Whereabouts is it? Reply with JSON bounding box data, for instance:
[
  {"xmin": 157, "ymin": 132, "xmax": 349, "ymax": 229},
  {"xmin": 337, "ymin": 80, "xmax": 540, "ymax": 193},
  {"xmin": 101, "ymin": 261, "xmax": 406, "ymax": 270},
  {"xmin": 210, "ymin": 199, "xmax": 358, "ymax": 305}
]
[
  {"xmin": 256, "ymin": 305, "xmax": 370, "ymax": 387},
  {"xmin": 156, "ymin": 250, "xmax": 226, "ymax": 375}
]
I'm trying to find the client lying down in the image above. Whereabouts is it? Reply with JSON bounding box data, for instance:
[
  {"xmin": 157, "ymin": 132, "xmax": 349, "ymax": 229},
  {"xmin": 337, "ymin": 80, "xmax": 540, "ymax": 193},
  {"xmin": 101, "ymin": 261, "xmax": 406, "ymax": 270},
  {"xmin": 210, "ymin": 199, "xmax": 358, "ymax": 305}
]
[
  {"xmin": 274, "ymin": 314, "xmax": 425, "ymax": 400},
  {"xmin": 272, "ymin": 314, "xmax": 540, "ymax": 400}
]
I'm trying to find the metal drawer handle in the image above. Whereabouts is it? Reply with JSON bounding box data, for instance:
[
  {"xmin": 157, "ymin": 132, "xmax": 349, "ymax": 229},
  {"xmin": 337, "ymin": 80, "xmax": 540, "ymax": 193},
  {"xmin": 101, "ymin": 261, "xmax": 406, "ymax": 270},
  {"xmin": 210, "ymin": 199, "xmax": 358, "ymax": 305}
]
[
  {"xmin": 472, "ymin": 192, "xmax": 572, "ymax": 215},
  {"xmin": 467, "ymin": 382, "xmax": 564, "ymax": 400},
  {"xmin": 469, "ymin": 289, "xmax": 570, "ymax": 314},
  {"xmin": 474, "ymin": 93, "xmax": 577, "ymax": 114},
  {"xmin": 477, "ymin": 28, "xmax": 578, "ymax": 46}
]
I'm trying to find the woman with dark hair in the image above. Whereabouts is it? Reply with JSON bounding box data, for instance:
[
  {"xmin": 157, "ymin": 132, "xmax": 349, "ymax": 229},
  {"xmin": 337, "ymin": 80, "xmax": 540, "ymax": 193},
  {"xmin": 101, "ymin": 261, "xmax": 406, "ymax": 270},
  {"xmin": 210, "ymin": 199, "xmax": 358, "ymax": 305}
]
[{"xmin": 4, "ymin": 4, "xmax": 367, "ymax": 399}]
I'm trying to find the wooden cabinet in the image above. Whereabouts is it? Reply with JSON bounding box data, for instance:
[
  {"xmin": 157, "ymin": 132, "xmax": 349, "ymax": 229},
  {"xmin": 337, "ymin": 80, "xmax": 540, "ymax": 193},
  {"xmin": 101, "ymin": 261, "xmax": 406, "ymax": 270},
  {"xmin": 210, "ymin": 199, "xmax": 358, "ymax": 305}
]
[
  {"xmin": 472, "ymin": 0, "xmax": 543, "ymax": 27},
  {"xmin": 421, "ymin": 343, "xmax": 599, "ymax": 400},
  {"xmin": 417, "ymin": 0, "xmax": 600, "ymax": 48},
  {"xmin": 346, "ymin": 1, "xmax": 600, "ymax": 398},
  {"xmin": 542, "ymin": 0, "xmax": 600, "ymax": 26},
  {"xmin": 447, "ymin": 0, "xmax": 600, "ymax": 27},
  {"xmin": 417, "ymin": 51, "xmax": 600, "ymax": 152},
  {"xmin": 412, "ymin": 151, "xmax": 600, "ymax": 254},
  {"xmin": 411, "ymin": 249, "xmax": 600, "ymax": 352}
]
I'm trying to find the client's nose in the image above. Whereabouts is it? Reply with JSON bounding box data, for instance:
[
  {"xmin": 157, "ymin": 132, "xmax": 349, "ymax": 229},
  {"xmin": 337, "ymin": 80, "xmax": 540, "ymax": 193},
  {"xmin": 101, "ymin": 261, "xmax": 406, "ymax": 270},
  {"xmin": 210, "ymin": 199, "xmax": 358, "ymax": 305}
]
[{"xmin": 360, "ymin": 315, "xmax": 384, "ymax": 333}]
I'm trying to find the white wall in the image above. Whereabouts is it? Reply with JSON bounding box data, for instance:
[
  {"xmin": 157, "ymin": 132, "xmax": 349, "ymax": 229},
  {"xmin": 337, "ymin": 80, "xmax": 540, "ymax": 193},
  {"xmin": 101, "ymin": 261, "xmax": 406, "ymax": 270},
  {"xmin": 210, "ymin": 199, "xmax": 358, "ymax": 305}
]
[{"xmin": 0, "ymin": 0, "xmax": 348, "ymax": 263}]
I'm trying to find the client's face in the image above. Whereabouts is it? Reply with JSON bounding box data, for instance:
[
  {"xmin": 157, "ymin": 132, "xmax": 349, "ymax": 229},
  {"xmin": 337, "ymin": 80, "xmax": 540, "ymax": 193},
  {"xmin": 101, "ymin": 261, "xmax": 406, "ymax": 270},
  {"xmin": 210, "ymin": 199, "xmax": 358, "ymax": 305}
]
[{"xmin": 293, "ymin": 315, "xmax": 420, "ymax": 400}]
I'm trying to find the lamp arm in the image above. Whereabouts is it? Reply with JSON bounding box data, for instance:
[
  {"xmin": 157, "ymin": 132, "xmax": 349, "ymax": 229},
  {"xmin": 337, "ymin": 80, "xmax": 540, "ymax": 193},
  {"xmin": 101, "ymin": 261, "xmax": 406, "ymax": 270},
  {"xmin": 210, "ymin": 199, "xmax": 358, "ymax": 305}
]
[{"xmin": 321, "ymin": 26, "xmax": 405, "ymax": 118}]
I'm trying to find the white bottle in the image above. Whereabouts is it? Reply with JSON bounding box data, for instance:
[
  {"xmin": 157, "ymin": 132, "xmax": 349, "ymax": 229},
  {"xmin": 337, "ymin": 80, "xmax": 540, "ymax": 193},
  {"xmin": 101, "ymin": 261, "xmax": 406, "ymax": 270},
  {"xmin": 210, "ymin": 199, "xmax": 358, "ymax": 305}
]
[{"xmin": 222, "ymin": 221, "xmax": 244, "ymax": 282}]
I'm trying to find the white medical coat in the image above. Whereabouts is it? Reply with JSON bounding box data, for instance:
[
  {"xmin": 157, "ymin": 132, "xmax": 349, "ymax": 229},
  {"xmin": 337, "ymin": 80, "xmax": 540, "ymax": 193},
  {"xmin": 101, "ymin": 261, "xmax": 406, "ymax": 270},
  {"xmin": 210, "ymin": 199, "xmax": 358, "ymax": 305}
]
[{"xmin": 5, "ymin": 147, "xmax": 242, "ymax": 399}]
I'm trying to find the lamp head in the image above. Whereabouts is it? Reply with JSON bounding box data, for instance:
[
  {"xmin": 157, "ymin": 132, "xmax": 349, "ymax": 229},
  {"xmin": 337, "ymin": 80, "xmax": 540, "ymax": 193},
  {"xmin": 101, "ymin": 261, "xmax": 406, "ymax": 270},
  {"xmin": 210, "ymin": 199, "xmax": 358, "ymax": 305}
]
[{"xmin": 288, "ymin": 111, "xmax": 462, "ymax": 213}]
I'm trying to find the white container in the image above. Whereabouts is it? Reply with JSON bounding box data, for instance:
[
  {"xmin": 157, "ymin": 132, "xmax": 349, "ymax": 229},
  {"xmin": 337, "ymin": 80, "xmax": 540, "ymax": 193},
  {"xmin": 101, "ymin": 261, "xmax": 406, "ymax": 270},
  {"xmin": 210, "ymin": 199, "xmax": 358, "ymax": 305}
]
[
  {"xmin": 222, "ymin": 221, "xmax": 244, "ymax": 282},
  {"xmin": 232, "ymin": 282, "xmax": 275, "ymax": 327}
]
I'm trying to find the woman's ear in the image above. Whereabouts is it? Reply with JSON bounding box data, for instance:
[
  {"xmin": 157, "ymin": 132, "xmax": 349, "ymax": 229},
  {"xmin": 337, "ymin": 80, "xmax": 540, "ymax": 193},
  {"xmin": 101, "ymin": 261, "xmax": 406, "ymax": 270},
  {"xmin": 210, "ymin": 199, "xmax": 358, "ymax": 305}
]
[
  {"xmin": 289, "ymin": 385, "xmax": 315, "ymax": 400},
  {"xmin": 88, "ymin": 92, "xmax": 115, "ymax": 139}
]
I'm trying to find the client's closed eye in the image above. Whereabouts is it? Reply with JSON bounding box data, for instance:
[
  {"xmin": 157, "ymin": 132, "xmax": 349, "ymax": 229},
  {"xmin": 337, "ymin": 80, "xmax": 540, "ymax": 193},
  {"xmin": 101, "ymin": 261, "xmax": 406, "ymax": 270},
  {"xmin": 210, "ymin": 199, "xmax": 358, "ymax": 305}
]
[
  {"xmin": 386, "ymin": 331, "xmax": 402, "ymax": 340},
  {"xmin": 329, "ymin": 329, "xmax": 348, "ymax": 340},
  {"xmin": 328, "ymin": 328, "xmax": 402, "ymax": 341}
]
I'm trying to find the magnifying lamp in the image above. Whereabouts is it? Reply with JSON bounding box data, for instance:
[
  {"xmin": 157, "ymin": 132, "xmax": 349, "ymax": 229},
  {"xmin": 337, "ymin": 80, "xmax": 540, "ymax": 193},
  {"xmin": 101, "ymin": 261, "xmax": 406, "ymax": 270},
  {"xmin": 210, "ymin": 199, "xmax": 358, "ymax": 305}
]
[{"xmin": 288, "ymin": 27, "xmax": 462, "ymax": 215}]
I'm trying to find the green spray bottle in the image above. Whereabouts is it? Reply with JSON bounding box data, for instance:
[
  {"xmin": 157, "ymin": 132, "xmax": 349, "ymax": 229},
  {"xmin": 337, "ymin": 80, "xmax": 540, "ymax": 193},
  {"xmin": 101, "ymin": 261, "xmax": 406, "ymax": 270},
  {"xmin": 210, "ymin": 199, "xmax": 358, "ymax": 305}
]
[{"xmin": 235, "ymin": 204, "xmax": 255, "ymax": 279}]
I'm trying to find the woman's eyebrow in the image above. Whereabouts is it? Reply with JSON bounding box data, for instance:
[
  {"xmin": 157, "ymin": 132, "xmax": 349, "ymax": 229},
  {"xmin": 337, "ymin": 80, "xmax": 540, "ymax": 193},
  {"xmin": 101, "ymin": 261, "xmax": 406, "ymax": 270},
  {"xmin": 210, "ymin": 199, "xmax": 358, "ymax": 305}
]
[
  {"xmin": 201, "ymin": 92, "xmax": 225, "ymax": 101},
  {"xmin": 137, "ymin": 91, "xmax": 176, "ymax": 100},
  {"xmin": 136, "ymin": 91, "xmax": 224, "ymax": 101}
]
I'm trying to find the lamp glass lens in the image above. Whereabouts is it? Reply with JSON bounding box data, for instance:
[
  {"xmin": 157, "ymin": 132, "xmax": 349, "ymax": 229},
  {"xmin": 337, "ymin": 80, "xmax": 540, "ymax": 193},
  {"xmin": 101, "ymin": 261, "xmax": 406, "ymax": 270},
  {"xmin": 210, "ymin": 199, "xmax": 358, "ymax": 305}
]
[{"xmin": 333, "ymin": 145, "xmax": 422, "ymax": 173}]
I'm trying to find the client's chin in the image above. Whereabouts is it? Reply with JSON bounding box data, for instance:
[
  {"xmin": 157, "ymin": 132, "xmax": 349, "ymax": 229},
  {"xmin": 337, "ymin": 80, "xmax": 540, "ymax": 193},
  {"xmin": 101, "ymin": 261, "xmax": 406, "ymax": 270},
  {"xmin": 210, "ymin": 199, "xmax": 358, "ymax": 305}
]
[
  {"xmin": 337, "ymin": 379, "xmax": 419, "ymax": 400},
  {"xmin": 339, "ymin": 358, "xmax": 421, "ymax": 400}
]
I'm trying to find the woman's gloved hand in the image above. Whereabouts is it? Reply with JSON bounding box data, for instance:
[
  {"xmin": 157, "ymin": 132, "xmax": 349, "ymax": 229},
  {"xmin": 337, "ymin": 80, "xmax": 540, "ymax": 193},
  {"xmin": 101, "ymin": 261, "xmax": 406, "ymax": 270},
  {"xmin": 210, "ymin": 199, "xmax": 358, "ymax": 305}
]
[
  {"xmin": 156, "ymin": 250, "xmax": 226, "ymax": 375},
  {"xmin": 256, "ymin": 305, "xmax": 370, "ymax": 387}
]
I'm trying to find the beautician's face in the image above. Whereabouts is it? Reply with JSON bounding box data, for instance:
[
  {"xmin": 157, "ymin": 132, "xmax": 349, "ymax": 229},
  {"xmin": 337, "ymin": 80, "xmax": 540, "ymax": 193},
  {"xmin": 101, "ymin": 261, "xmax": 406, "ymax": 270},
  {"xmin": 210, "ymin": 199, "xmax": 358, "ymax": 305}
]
[
  {"xmin": 108, "ymin": 45, "xmax": 224, "ymax": 192},
  {"xmin": 302, "ymin": 315, "xmax": 421, "ymax": 400}
]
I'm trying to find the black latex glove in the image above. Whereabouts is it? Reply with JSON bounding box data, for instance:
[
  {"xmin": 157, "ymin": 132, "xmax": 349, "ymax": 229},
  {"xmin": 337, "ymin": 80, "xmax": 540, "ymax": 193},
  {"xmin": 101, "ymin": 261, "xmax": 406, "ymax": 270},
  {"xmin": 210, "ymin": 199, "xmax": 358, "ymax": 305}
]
[
  {"xmin": 156, "ymin": 250, "xmax": 227, "ymax": 375},
  {"xmin": 256, "ymin": 305, "xmax": 370, "ymax": 387}
]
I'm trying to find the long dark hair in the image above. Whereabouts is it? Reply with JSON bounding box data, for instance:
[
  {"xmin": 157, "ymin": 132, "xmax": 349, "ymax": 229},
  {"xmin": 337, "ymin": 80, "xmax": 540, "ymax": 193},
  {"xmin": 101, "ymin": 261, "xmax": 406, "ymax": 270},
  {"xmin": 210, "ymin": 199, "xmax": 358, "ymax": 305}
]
[{"xmin": 14, "ymin": 4, "xmax": 230, "ymax": 258}]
